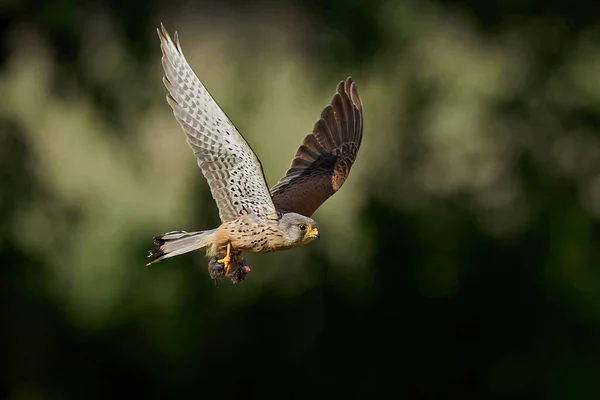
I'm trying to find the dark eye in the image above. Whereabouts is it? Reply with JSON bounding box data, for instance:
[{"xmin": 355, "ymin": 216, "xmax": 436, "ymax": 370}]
[{"xmin": 299, "ymin": 224, "xmax": 307, "ymax": 231}]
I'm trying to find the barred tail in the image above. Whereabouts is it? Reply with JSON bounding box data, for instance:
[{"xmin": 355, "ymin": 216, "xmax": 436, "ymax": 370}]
[{"xmin": 146, "ymin": 229, "xmax": 216, "ymax": 266}]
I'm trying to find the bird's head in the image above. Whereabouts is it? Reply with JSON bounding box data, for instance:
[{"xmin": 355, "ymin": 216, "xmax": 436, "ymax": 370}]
[{"xmin": 278, "ymin": 212, "xmax": 320, "ymax": 245}]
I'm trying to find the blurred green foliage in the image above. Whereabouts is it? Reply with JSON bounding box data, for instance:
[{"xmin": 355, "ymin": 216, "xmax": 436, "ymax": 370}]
[{"xmin": 2, "ymin": 0, "xmax": 600, "ymax": 398}]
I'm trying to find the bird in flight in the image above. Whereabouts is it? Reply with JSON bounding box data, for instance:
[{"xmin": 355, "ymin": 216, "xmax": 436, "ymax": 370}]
[{"xmin": 147, "ymin": 24, "xmax": 364, "ymax": 284}]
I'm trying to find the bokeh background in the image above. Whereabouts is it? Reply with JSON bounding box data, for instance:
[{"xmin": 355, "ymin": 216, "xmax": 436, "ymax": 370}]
[{"xmin": 2, "ymin": 0, "xmax": 600, "ymax": 398}]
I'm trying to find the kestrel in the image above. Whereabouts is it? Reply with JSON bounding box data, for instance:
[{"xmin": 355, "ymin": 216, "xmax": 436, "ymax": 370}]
[{"xmin": 147, "ymin": 24, "xmax": 364, "ymax": 283}]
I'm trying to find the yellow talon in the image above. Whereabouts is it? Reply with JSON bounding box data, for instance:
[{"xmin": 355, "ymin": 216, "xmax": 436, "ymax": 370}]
[{"xmin": 217, "ymin": 243, "xmax": 232, "ymax": 273}]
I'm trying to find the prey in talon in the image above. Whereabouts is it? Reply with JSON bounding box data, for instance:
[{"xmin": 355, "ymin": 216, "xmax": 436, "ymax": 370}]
[
  {"xmin": 146, "ymin": 24, "xmax": 364, "ymax": 284},
  {"xmin": 208, "ymin": 252, "xmax": 251, "ymax": 286},
  {"xmin": 217, "ymin": 243, "xmax": 233, "ymax": 273}
]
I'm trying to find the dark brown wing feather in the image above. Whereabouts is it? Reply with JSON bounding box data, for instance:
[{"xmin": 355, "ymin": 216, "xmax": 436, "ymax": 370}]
[{"xmin": 270, "ymin": 77, "xmax": 363, "ymax": 217}]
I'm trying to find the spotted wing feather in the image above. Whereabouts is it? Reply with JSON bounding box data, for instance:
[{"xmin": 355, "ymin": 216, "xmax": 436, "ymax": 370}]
[
  {"xmin": 158, "ymin": 24, "xmax": 276, "ymax": 222},
  {"xmin": 270, "ymin": 77, "xmax": 363, "ymax": 217}
]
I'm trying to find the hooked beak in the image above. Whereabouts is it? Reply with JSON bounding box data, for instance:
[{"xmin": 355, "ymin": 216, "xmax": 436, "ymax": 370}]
[{"xmin": 306, "ymin": 227, "xmax": 320, "ymax": 240}]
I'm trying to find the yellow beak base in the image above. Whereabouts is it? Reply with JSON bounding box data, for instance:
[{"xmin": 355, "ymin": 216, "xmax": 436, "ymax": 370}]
[{"xmin": 306, "ymin": 227, "xmax": 320, "ymax": 240}]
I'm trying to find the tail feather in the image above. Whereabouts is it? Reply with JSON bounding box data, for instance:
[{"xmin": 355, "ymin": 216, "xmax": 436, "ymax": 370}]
[{"xmin": 146, "ymin": 229, "xmax": 216, "ymax": 266}]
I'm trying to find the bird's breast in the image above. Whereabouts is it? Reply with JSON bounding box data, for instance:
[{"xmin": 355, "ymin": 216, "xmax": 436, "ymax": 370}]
[{"xmin": 220, "ymin": 217, "xmax": 277, "ymax": 253}]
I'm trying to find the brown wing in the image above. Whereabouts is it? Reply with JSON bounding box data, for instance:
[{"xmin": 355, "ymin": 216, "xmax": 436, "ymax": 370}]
[{"xmin": 270, "ymin": 77, "xmax": 363, "ymax": 217}]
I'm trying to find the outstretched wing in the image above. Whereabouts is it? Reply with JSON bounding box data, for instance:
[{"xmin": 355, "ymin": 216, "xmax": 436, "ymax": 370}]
[
  {"xmin": 158, "ymin": 24, "xmax": 276, "ymax": 222},
  {"xmin": 270, "ymin": 77, "xmax": 363, "ymax": 217}
]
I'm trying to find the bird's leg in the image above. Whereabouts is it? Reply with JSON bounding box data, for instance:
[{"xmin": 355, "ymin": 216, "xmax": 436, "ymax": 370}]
[{"xmin": 217, "ymin": 243, "xmax": 233, "ymax": 273}]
